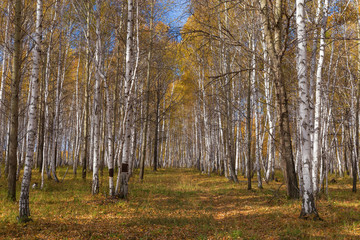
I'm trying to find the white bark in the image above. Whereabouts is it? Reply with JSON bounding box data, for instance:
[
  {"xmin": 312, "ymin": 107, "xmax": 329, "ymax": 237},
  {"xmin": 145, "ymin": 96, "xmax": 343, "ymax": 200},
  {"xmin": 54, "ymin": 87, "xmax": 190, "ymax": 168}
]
[
  {"xmin": 18, "ymin": 83, "xmax": 32, "ymax": 180},
  {"xmin": 73, "ymin": 49, "xmax": 81, "ymax": 175},
  {"xmin": 104, "ymin": 64, "xmax": 114, "ymax": 196},
  {"xmin": 51, "ymin": 5, "xmax": 64, "ymax": 182},
  {"xmin": 196, "ymin": 61, "xmax": 211, "ymax": 174},
  {"xmin": 309, "ymin": 0, "xmax": 322, "ymax": 138},
  {"xmin": 217, "ymin": 96, "xmax": 225, "ymax": 177},
  {"xmin": 235, "ymin": 120, "xmax": 240, "ymax": 174},
  {"xmin": 4, "ymin": 118, "xmax": 10, "ymax": 175},
  {"xmin": 19, "ymin": 0, "xmax": 42, "ymax": 221},
  {"xmin": 160, "ymin": 99, "xmax": 166, "ymax": 167},
  {"xmin": 296, "ymin": 0, "xmax": 319, "ymax": 218},
  {"xmin": 92, "ymin": 0, "xmax": 102, "ymax": 195},
  {"xmin": 201, "ymin": 70, "xmax": 211, "ymax": 175},
  {"xmin": 81, "ymin": 0, "xmax": 91, "ymax": 179},
  {"xmin": 40, "ymin": 1, "xmax": 59, "ymax": 189},
  {"xmin": 139, "ymin": 0, "xmax": 154, "ymax": 180},
  {"xmin": 313, "ymin": 0, "xmax": 329, "ymax": 195},
  {"xmin": 262, "ymin": 32, "xmax": 275, "ymax": 182},
  {"xmin": 119, "ymin": 0, "xmax": 135, "ymax": 199},
  {"xmin": 250, "ymin": 34, "xmax": 262, "ymax": 188},
  {"xmin": 0, "ymin": 1, "xmax": 10, "ymax": 116},
  {"xmin": 42, "ymin": 0, "xmax": 59, "ymax": 187}
]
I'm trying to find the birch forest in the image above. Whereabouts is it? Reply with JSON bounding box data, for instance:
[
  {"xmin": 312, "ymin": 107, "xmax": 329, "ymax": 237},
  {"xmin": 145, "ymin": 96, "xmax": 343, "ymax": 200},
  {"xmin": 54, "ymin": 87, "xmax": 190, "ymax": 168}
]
[{"xmin": 1, "ymin": 0, "xmax": 360, "ymax": 238}]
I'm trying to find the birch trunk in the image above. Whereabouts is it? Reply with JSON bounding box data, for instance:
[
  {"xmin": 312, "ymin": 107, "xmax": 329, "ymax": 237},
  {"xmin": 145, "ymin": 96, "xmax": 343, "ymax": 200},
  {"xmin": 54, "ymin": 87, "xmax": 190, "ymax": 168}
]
[
  {"xmin": 4, "ymin": 119, "xmax": 10, "ymax": 176},
  {"xmin": 0, "ymin": 2, "xmax": 10, "ymax": 141},
  {"xmin": 260, "ymin": 0, "xmax": 298, "ymax": 199},
  {"xmin": 18, "ymin": 91, "xmax": 30, "ymax": 181},
  {"xmin": 104, "ymin": 63, "xmax": 115, "ymax": 196},
  {"xmin": 309, "ymin": 0, "xmax": 322, "ymax": 151},
  {"xmin": 51, "ymin": 5, "xmax": 65, "ymax": 182},
  {"xmin": 18, "ymin": 0, "xmax": 42, "ymax": 222},
  {"xmin": 92, "ymin": 0, "xmax": 102, "ymax": 195},
  {"xmin": 82, "ymin": 0, "xmax": 91, "ymax": 180},
  {"xmin": 160, "ymin": 100, "xmax": 166, "ymax": 167},
  {"xmin": 356, "ymin": 0, "xmax": 360, "ymax": 190},
  {"xmin": 313, "ymin": 0, "xmax": 329, "ymax": 195},
  {"xmin": 139, "ymin": 0, "xmax": 154, "ymax": 180},
  {"xmin": 153, "ymin": 93, "xmax": 160, "ymax": 171},
  {"xmin": 250, "ymin": 34, "xmax": 262, "ymax": 188},
  {"xmin": 247, "ymin": 55, "xmax": 252, "ymax": 190},
  {"xmin": 111, "ymin": 41, "xmax": 120, "ymax": 193},
  {"xmin": 73, "ymin": 49, "xmax": 81, "ymax": 176},
  {"xmin": 36, "ymin": 76, "xmax": 45, "ymax": 172},
  {"xmin": 119, "ymin": 0, "xmax": 135, "ymax": 199},
  {"xmin": 42, "ymin": 0, "xmax": 59, "ymax": 187},
  {"xmin": 309, "ymin": 0, "xmax": 322, "ymax": 101},
  {"xmin": 202, "ymin": 70, "xmax": 211, "ymax": 175},
  {"xmin": 223, "ymin": 1, "xmax": 238, "ymax": 183},
  {"xmin": 263, "ymin": 36, "xmax": 275, "ymax": 182},
  {"xmin": 296, "ymin": 0, "xmax": 320, "ymax": 219}
]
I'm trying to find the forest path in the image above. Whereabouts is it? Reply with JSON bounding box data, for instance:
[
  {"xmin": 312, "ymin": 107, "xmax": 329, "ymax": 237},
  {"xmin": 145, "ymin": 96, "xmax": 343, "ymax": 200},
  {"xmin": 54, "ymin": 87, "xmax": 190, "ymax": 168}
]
[{"xmin": 1, "ymin": 168, "xmax": 359, "ymax": 239}]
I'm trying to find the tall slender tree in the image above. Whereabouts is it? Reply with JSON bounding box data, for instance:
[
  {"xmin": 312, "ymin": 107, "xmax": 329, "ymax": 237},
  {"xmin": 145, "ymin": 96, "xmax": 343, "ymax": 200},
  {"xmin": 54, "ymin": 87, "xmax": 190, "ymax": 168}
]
[
  {"xmin": 260, "ymin": 0, "xmax": 299, "ymax": 199},
  {"xmin": 92, "ymin": 0, "xmax": 102, "ymax": 195},
  {"xmin": 119, "ymin": 0, "xmax": 135, "ymax": 199},
  {"xmin": 313, "ymin": 0, "xmax": 329, "ymax": 195},
  {"xmin": 18, "ymin": 0, "xmax": 43, "ymax": 222},
  {"xmin": 7, "ymin": 0, "xmax": 23, "ymax": 201},
  {"xmin": 139, "ymin": 0, "xmax": 154, "ymax": 180},
  {"xmin": 82, "ymin": 0, "xmax": 91, "ymax": 180},
  {"xmin": 296, "ymin": 0, "xmax": 320, "ymax": 219}
]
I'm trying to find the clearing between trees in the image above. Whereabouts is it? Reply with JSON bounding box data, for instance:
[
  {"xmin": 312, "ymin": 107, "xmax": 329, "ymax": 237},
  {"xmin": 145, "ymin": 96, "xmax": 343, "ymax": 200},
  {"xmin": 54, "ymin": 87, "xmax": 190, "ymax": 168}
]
[{"xmin": 1, "ymin": 168, "xmax": 359, "ymax": 239}]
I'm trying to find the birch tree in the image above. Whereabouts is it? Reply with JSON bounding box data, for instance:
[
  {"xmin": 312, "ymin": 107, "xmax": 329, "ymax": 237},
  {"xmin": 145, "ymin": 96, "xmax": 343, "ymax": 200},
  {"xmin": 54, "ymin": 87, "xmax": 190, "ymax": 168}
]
[
  {"xmin": 92, "ymin": 0, "xmax": 102, "ymax": 195},
  {"xmin": 0, "ymin": 2, "xmax": 11, "ymax": 154},
  {"xmin": 18, "ymin": 0, "xmax": 42, "ymax": 222},
  {"xmin": 139, "ymin": 0, "xmax": 154, "ymax": 180},
  {"xmin": 260, "ymin": 0, "xmax": 298, "ymax": 199},
  {"xmin": 356, "ymin": 0, "xmax": 360, "ymax": 193},
  {"xmin": 41, "ymin": 0, "xmax": 60, "ymax": 188},
  {"xmin": 296, "ymin": 0, "xmax": 320, "ymax": 219},
  {"xmin": 223, "ymin": 0, "xmax": 239, "ymax": 183},
  {"xmin": 50, "ymin": 2, "xmax": 66, "ymax": 183},
  {"xmin": 313, "ymin": 0, "xmax": 329, "ymax": 195},
  {"xmin": 82, "ymin": 0, "xmax": 91, "ymax": 180},
  {"xmin": 119, "ymin": 0, "xmax": 135, "ymax": 199},
  {"xmin": 262, "ymin": 30, "xmax": 275, "ymax": 182}
]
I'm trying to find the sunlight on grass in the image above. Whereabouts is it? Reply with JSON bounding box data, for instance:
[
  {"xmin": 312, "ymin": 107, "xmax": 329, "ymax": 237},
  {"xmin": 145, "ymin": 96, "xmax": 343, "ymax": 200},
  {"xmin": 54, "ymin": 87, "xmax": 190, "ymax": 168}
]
[{"xmin": 1, "ymin": 168, "xmax": 360, "ymax": 239}]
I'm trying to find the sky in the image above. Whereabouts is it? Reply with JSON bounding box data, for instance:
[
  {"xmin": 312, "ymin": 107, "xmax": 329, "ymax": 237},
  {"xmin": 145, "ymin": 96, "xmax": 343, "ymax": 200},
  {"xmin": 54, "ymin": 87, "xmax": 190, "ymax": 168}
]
[{"xmin": 162, "ymin": 0, "xmax": 191, "ymax": 41}]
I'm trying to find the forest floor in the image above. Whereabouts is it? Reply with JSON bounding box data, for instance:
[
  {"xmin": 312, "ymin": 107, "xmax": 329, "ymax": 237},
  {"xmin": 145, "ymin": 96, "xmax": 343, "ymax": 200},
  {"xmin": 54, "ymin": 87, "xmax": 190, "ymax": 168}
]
[{"xmin": 1, "ymin": 168, "xmax": 360, "ymax": 239}]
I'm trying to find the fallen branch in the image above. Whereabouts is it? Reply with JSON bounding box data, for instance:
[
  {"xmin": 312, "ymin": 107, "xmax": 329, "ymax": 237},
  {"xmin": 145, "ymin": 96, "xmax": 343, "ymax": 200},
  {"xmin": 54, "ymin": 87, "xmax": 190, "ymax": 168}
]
[
  {"xmin": 61, "ymin": 167, "xmax": 69, "ymax": 183},
  {"xmin": 267, "ymin": 183, "xmax": 284, "ymax": 203}
]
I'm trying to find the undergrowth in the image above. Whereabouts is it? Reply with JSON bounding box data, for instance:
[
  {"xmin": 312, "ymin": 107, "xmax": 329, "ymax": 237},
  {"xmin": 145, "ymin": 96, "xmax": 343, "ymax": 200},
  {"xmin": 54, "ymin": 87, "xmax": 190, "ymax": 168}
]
[{"xmin": 0, "ymin": 167, "xmax": 359, "ymax": 239}]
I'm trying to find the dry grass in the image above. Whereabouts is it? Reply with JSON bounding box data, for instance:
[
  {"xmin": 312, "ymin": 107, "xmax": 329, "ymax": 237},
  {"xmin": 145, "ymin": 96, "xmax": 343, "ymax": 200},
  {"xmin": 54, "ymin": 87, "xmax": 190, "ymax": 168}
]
[{"xmin": 1, "ymin": 168, "xmax": 360, "ymax": 239}]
